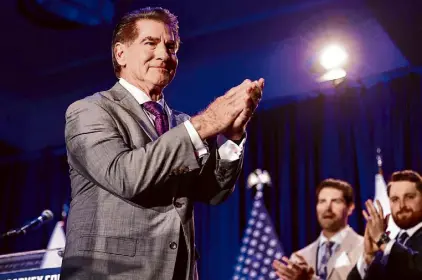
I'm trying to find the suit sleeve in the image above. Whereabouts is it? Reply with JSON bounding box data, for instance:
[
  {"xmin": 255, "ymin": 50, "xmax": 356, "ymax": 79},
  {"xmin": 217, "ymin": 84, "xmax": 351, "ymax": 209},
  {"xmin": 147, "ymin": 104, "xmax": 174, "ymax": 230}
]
[
  {"xmin": 386, "ymin": 242, "xmax": 422, "ymax": 277},
  {"xmin": 347, "ymin": 251, "xmax": 391, "ymax": 280},
  {"xmin": 347, "ymin": 266, "xmax": 363, "ymax": 280},
  {"xmin": 190, "ymin": 137, "xmax": 243, "ymax": 205},
  {"xmin": 65, "ymin": 99, "xmax": 201, "ymax": 199}
]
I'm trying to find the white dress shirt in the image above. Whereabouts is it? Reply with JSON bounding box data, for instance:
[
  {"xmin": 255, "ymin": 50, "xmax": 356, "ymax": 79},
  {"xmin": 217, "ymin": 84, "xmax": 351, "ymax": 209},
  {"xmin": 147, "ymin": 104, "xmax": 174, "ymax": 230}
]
[
  {"xmin": 356, "ymin": 221, "xmax": 422, "ymax": 278},
  {"xmin": 118, "ymin": 78, "xmax": 245, "ymax": 161},
  {"xmin": 318, "ymin": 225, "xmax": 351, "ymax": 248},
  {"xmin": 317, "ymin": 225, "xmax": 351, "ymax": 272}
]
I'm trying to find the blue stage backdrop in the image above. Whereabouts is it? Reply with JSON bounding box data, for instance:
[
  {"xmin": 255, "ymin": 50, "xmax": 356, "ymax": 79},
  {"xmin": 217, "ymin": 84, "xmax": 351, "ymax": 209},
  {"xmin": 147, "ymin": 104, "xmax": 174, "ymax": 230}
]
[{"xmin": 1, "ymin": 72, "xmax": 422, "ymax": 279}]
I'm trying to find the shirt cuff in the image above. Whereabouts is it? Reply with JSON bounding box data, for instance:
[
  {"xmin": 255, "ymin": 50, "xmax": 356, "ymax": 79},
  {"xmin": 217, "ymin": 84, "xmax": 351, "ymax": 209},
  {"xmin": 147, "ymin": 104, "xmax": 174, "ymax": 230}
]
[
  {"xmin": 183, "ymin": 120, "xmax": 209, "ymax": 158},
  {"xmin": 216, "ymin": 134, "xmax": 245, "ymax": 161},
  {"xmin": 356, "ymin": 254, "xmax": 368, "ymax": 279}
]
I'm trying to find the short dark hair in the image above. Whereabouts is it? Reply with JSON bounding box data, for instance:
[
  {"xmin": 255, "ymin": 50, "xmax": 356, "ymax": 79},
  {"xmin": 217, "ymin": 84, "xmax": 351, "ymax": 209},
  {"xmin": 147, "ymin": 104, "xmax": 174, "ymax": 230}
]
[
  {"xmin": 111, "ymin": 7, "xmax": 180, "ymax": 77},
  {"xmin": 316, "ymin": 178, "xmax": 354, "ymax": 206},
  {"xmin": 387, "ymin": 170, "xmax": 422, "ymax": 196}
]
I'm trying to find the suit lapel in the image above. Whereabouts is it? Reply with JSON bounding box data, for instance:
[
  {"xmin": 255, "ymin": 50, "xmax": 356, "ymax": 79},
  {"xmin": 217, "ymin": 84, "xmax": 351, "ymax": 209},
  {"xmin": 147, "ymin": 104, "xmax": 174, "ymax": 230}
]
[
  {"xmin": 163, "ymin": 101, "xmax": 178, "ymax": 129},
  {"xmin": 406, "ymin": 227, "xmax": 422, "ymax": 249},
  {"xmin": 102, "ymin": 82, "xmax": 159, "ymax": 141},
  {"xmin": 327, "ymin": 228, "xmax": 356, "ymax": 279},
  {"xmin": 292, "ymin": 240, "xmax": 319, "ymax": 271},
  {"xmin": 306, "ymin": 240, "xmax": 319, "ymax": 271}
]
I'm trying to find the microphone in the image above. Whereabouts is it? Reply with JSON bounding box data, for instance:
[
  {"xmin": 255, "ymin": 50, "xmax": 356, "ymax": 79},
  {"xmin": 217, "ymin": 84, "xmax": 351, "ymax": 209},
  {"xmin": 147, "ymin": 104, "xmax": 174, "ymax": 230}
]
[{"xmin": 1, "ymin": 210, "xmax": 54, "ymax": 239}]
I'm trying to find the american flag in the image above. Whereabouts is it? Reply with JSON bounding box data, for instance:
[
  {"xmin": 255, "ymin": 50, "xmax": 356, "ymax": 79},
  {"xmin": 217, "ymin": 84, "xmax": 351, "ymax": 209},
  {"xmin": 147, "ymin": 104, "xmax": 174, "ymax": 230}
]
[{"xmin": 233, "ymin": 181, "xmax": 284, "ymax": 280}]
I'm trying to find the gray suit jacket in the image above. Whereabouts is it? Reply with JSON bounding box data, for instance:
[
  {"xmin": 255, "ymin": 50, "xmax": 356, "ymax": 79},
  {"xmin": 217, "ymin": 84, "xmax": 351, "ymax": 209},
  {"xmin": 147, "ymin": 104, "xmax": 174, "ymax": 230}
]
[
  {"xmin": 291, "ymin": 227, "xmax": 363, "ymax": 280},
  {"xmin": 60, "ymin": 82, "xmax": 243, "ymax": 280}
]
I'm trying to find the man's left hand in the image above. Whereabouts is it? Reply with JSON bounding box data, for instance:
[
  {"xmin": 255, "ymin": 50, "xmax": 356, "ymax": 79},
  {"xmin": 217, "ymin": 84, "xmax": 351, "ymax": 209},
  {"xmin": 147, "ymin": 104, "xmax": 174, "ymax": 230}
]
[
  {"xmin": 224, "ymin": 78, "xmax": 264, "ymax": 140},
  {"xmin": 362, "ymin": 199, "xmax": 388, "ymax": 245},
  {"xmin": 272, "ymin": 255, "xmax": 314, "ymax": 280}
]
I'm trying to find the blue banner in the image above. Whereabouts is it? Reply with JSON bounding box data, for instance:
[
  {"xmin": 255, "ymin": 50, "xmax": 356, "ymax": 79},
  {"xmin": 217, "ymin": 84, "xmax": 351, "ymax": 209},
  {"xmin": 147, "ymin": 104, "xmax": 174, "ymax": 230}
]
[{"xmin": 0, "ymin": 268, "xmax": 61, "ymax": 280}]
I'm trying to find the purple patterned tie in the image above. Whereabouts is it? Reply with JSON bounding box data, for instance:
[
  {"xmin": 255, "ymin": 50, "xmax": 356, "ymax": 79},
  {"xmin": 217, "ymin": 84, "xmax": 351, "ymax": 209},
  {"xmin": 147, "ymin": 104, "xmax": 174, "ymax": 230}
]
[
  {"xmin": 319, "ymin": 241, "xmax": 334, "ymax": 280},
  {"xmin": 143, "ymin": 101, "xmax": 169, "ymax": 136},
  {"xmin": 398, "ymin": 231, "xmax": 409, "ymax": 245}
]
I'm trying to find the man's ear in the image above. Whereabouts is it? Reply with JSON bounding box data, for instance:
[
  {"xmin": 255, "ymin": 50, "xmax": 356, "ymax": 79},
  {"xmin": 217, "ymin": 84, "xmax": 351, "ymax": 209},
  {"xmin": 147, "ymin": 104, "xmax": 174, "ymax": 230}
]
[
  {"xmin": 114, "ymin": 42, "xmax": 127, "ymax": 68},
  {"xmin": 347, "ymin": 203, "xmax": 355, "ymax": 216}
]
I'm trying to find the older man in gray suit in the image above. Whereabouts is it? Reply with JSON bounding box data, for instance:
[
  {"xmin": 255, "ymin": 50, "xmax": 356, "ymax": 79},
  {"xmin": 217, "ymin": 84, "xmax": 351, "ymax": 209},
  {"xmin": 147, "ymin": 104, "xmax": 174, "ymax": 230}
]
[
  {"xmin": 273, "ymin": 179, "xmax": 363, "ymax": 280},
  {"xmin": 61, "ymin": 7, "xmax": 264, "ymax": 280}
]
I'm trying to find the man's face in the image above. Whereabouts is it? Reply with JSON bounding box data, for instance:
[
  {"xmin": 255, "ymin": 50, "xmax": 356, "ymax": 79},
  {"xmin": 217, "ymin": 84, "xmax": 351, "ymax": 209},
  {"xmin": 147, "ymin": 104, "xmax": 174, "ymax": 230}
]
[
  {"xmin": 389, "ymin": 181, "xmax": 422, "ymax": 229},
  {"xmin": 116, "ymin": 19, "xmax": 178, "ymax": 90},
  {"xmin": 316, "ymin": 187, "xmax": 353, "ymax": 232}
]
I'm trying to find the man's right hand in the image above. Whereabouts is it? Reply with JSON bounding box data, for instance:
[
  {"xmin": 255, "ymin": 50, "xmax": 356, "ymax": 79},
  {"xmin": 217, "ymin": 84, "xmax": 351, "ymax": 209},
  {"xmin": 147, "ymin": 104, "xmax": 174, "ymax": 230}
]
[
  {"xmin": 272, "ymin": 254, "xmax": 314, "ymax": 280},
  {"xmin": 363, "ymin": 223, "xmax": 378, "ymax": 265},
  {"xmin": 190, "ymin": 79, "xmax": 264, "ymax": 140},
  {"xmin": 224, "ymin": 78, "xmax": 264, "ymax": 140}
]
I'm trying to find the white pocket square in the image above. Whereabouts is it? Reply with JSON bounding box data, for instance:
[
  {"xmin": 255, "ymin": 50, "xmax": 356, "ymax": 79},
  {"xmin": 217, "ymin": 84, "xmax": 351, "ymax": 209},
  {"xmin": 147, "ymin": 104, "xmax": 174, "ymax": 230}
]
[{"xmin": 334, "ymin": 251, "xmax": 351, "ymax": 268}]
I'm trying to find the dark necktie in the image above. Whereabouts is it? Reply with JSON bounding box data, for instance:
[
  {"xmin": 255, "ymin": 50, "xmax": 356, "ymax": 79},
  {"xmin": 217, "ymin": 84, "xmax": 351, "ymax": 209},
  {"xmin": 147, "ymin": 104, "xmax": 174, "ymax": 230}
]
[
  {"xmin": 143, "ymin": 101, "xmax": 169, "ymax": 136},
  {"xmin": 398, "ymin": 231, "xmax": 409, "ymax": 245},
  {"xmin": 319, "ymin": 241, "xmax": 335, "ymax": 280}
]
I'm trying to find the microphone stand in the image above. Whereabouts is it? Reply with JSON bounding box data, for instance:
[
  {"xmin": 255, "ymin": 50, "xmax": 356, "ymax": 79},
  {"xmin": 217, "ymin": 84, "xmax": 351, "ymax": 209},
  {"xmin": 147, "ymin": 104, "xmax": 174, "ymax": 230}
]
[
  {"xmin": 1, "ymin": 210, "xmax": 54, "ymax": 240},
  {"xmin": 1, "ymin": 228, "xmax": 24, "ymax": 240}
]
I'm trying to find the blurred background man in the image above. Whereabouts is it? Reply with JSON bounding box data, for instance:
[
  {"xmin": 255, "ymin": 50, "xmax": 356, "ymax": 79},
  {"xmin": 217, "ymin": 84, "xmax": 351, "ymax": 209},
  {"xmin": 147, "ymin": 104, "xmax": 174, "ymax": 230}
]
[
  {"xmin": 348, "ymin": 170, "xmax": 422, "ymax": 280},
  {"xmin": 273, "ymin": 179, "xmax": 363, "ymax": 280}
]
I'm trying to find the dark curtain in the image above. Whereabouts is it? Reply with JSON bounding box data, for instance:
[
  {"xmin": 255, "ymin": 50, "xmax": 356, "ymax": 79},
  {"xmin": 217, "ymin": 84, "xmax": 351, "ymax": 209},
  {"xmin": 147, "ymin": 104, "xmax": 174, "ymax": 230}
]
[
  {"xmin": 1, "ymin": 72, "xmax": 422, "ymax": 280},
  {"xmin": 0, "ymin": 149, "xmax": 70, "ymax": 254},
  {"xmin": 194, "ymin": 72, "xmax": 422, "ymax": 279}
]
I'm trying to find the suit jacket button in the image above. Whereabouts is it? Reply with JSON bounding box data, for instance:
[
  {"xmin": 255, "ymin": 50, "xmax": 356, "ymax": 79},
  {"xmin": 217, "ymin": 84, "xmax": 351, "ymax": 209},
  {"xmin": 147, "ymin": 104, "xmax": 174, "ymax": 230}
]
[
  {"xmin": 174, "ymin": 202, "xmax": 183, "ymax": 208},
  {"xmin": 170, "ymin": 242, "xmax": 178, "ymax": 250}
]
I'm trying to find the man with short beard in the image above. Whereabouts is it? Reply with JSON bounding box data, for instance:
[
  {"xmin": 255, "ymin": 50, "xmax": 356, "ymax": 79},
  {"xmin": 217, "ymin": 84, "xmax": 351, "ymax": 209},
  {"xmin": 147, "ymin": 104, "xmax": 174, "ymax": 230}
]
[
  {"xmin": 347, "ymin": 170, "xmax": 422, "ymax": 280},
  {"xmin": 273, "ymin": 179, "xmax": 363, "ymax": 280}
]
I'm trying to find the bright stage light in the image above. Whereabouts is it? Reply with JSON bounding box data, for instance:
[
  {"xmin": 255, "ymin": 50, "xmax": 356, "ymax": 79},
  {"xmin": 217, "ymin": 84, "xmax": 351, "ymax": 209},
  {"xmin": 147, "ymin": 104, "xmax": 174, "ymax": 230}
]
[{"xmin": 319, "ymin": 44, "xmax": 348, "ymax": 70}]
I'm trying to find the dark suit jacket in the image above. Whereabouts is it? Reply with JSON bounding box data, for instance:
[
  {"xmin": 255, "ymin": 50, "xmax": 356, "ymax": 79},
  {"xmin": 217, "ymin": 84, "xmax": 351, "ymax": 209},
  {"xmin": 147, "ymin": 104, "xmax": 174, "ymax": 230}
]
[
  {"xmin": 60, "ymin": 82, "xmax": 243, "ymax": 280},
  {"xmin": 347, "ymin": 226, "xmax": 422, "ymax": 280}
]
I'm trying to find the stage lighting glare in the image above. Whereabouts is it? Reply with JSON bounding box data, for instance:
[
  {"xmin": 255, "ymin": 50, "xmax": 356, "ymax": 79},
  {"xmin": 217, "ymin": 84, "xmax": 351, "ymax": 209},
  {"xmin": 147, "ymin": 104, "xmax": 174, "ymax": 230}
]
[
  {"xmin": 320, "ymin": 45, "xmax": 348, "ymax": 70},
  {"xmin": 317, "ymin": 68, "xmax": 347, "ymax": 83}
]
